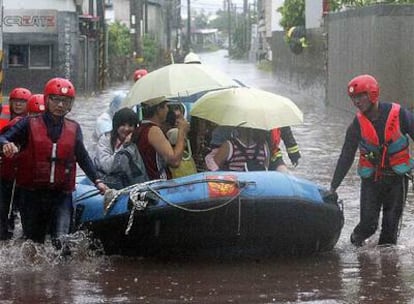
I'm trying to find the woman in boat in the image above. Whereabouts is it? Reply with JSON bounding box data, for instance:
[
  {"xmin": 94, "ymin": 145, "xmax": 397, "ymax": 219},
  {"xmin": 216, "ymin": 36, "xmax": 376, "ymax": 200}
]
[
  {"xmin": 95, "ymin": 107, "xmax": 148, "ymax": 189},
  {"xmin": 132, "ymin": 96, "xmax": 190, "ymax": 180},
  {"xmin": 209, "ymin": 127, "xmax": 289, "ymax": 172}
]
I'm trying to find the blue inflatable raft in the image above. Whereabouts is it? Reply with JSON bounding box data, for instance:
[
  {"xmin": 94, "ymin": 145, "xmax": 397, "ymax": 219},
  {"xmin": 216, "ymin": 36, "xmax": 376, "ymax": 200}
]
[{"xmin": 73, "ymin": 171, "xmax": 343, "ymax": 257}]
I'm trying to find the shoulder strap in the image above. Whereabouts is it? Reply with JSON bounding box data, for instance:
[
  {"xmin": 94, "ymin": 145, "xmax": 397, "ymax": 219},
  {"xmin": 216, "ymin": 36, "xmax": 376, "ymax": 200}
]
[{"xmin": 231, "ymin": 138, "xmax": 260, "ymax": 160}]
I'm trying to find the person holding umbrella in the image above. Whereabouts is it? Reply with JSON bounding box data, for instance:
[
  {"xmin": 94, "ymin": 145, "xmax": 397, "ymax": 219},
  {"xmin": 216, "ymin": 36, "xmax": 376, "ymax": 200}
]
[
  {"xmin": 190, "ymin": 87, "xmax": 303, "ymax": 172},
  {"xmin": 132, "ymin": 96, "xmax": 190, "ymax": 180}
]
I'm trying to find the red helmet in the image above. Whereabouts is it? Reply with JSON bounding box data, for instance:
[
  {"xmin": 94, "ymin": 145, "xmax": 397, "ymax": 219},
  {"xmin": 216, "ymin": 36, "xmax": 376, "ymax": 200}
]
[
  {"xmin": 27, "ymin": 94, "xmax": 45, "ymax": 114},
  {"xmin": 44, "ymin": 78, "xmax": 75, "ymax": 99},
  {"xmin": 347, "ymin": 74, "xmax": 379, "ymax": 104},
  {"xmin": 9, "ymin": 87, "xmax": 31, "ymax": 101},
  {"xmin": 133, "ymin": 69, "xmax": 148, "ymax": 82}
]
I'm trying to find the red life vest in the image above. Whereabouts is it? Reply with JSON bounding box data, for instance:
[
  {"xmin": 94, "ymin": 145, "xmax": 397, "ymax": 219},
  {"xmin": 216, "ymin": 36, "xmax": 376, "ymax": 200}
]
[
  {"xmin": 0, "ymin": 104, "xmax": 11, "ymax": 132},
  {"xmin": 17, "ymin": 116, "xmax": 78, "ymax": 192},
  {"xmin": 357, "ymin": 103, "xmax": 414, "ymax": 178},
  {"xmin": 0, "ymin": 116, "xmax": 23, "ymax": 181}
]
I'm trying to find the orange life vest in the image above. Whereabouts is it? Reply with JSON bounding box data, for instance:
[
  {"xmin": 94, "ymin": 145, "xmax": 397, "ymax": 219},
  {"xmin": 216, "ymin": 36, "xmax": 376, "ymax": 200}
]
[
  {"xmin": 270, "ymin": 128, "xmax": 282, "ymax": 161},
  {"xmin": 17, "ymin": 116, "xmax": 78, "ymax": 192},
  {"xmin": 357, "ymin": 103, "xmax": 414, "ymax": 178}
]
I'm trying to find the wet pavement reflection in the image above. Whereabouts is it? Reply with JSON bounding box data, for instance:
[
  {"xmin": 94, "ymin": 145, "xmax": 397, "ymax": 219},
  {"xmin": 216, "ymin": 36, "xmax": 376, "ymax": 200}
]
[{"xmin": 1, "ymin": 50, "xmax": 414, "ymax": 303}]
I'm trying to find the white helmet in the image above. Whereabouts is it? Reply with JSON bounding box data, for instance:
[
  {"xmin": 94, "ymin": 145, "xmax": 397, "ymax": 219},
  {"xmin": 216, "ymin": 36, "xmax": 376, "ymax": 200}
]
[{"xmin": 184, "ymin": 52, "xmax": 201, "ymax": 64}]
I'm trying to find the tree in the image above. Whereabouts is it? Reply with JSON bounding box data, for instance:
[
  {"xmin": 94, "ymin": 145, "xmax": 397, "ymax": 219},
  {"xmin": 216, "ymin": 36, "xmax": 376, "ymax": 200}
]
[
  {"xmin": 277, "ymin": 0, "xmax": 305, "ymax": 31},
  {"xmin": 193, "ymin": 10, "xmax": 210, "ymax": 29},
  {"xmin": 108, "ymin": 21, "xmax": 131, "ymax": 57}
]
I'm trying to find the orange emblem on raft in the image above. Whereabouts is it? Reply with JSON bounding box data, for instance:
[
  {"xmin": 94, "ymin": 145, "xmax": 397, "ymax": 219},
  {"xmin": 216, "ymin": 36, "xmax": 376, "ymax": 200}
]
[{"xmin": 207, "ymin": 175, "xmax": 240, "ymax": 198}]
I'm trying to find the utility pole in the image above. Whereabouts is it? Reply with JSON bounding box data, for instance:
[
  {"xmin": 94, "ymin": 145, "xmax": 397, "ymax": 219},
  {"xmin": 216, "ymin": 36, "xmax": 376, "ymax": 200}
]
[
  {"xmin": 227, "ymin": 0, "xmax": 232, "ymax": 54},
  {"xmin": 243, "ymin": 0, "xmax": 248, "ymax": 55},
  {"xmin": 97, "ymin": 0, "xmax": 106, "ymax": 89},
  {"xmin": 144, "ymin": 0, "xmax": 148, "ymax": 33},
  {"xmin": 187, "ymin": 0, "xmax": 191, "ymax": 52},
  {"xmin": 166, "ymin": 0, "xmax": 171, "ymax": 51},
  {"xmin": 130, "ymin": 0, "xmax": 143, "ymax": 61}
]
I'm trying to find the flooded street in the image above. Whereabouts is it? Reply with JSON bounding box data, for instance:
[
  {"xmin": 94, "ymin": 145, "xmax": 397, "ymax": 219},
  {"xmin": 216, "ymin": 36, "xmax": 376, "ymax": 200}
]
[{"xmin": 1, "ymin": 50, "xmax": 414, "ymax": 303}]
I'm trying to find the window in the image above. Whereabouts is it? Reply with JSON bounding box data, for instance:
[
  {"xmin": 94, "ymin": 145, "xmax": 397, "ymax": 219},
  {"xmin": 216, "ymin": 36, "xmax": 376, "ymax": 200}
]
[
  {"xmin": 9, "ymin": 45, "xmax": 28, "ymax": 67},
  {"xmin": 29, "ymin": 45, "xmax": 52, "ymax": 69},
  {"xmin": 8, "ymin": 44, "xmax": 52, "ymax": 69}
]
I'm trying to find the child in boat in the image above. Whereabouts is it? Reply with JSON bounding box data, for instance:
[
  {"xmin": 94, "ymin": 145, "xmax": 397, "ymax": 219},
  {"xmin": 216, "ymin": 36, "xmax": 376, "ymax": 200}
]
[
  {"xmin": 205, "ymin": 126, "xmax": 290, "ymax": 172},
  {"xmin": 211, "ymin": 127, "xmax": 273, "ymax": 171},
  {"xmin": 95, "ymin": 107, "xmax": 148, "ymax": 189}
]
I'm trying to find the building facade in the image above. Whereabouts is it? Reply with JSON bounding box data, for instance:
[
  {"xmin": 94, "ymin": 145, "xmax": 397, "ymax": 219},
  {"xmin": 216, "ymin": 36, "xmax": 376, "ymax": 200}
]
[
  {"xmin": 3, "ymin": 2, "xmax": 79, "ymax": 94},
  {"xmin": 3, "ymin": 0, "xmax": 104, "ymax": 96}
]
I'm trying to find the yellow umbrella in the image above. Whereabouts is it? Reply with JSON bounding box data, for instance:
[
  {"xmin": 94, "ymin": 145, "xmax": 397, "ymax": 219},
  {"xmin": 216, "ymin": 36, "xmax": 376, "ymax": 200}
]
[
  {"xmin": 123, "ymin": 63, "xmax": 239, "ymax": 107},
  {"xmin": 189, "ymin": 87, "xmax": 303, "ymax": 130}
]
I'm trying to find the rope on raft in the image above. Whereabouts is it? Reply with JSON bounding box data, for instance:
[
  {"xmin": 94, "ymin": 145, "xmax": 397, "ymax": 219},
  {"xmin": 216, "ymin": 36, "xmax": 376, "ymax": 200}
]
[{"xmin": 102, "ymin": 178, "xmax": 255, "ymax": 235}]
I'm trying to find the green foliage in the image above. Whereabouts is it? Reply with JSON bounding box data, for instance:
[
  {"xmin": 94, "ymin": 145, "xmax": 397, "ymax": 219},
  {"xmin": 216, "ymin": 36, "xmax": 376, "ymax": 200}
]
[
  {"xmin": 277, "ymin": 0, "xmax": 414, "ymax": 29},
  {"xmin": 277, "ymin": 0, "xmax": 305, "ymax": 31},
  {"xmin": 107, "ymin": 23, "xmax": 166, "ymax": 81},
  {"xmin": 208, "ymin": 10, "xmax": 229, "ymax": 31},
  {"xmin": 231, "ymin": 25, "xmax": 246, "ymax": 58},
  {"xmin": 193, "ymin": 10, "xmax": 210, "ymax": 28},
  {"xmin": 142, "ymin": 35, "xmax": 161, "ymax": 69},
  {"xmin": 108, "ymin": 21, "xmax": 131, "ymax": 56},
  {"xmin": 327, "ymin": 0, "xmax": 343, "ymax": 11}
]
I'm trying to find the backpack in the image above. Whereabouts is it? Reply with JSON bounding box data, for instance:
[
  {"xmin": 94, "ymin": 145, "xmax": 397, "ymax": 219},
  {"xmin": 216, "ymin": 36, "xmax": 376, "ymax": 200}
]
[{"xmin": 100, "ymin": 144, "xmax": 149, "ymax": 190}]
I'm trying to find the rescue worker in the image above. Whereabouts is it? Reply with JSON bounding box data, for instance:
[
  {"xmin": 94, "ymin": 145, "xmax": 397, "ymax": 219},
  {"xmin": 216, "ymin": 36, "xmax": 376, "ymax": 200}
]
[
  {"xmin": 0, "ymin": 88, "xmax": 31, "ymax": 240},
  {"xmin": 0, "ymin": 78, "xmax": 107, "ymax": 247},
  {"xmin": 133, "ymin": 69, "xmax": 148, "ymax": 82},
  {"xmin": 0, "ymin": 87, "xmax": 31, "ymax": 131},
  {"xmin": 0, "ymin": 104, "xmax": 10, "ymax": 131},
  {"xmin": 329, "ymin": 74, "xmax": 414, "ymax": 247},
  {"xmin": 184, "ymin": 52, "xmax": 201, "ymax": 64},
  {"xmin": 268, "ymin": 126, "xmax": 301, "ymax": 169},
  {"xmin": 26, "ymin": 94, "xmax": 46, "ymax": 115}
]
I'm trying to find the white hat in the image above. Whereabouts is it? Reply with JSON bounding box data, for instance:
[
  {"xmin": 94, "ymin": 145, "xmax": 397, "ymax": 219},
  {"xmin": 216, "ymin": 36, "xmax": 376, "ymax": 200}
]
[
  {"xmin": 184, "ymin": 52, "xmax": 201, "ymax": 64},
  {"xmin": 142, "ymin": 96, "xmax": 169, "ymax": 107}
]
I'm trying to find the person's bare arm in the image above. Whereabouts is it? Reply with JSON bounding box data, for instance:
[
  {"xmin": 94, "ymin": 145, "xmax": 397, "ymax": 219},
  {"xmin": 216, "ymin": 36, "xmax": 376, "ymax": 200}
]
[{"xmin": 149, "ymin": 119, "xmax": 189, "ymax": 167}]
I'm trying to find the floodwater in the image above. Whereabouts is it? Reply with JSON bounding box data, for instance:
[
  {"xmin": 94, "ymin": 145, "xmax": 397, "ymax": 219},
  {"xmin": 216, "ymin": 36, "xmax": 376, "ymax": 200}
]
[{"xmin": 1, "ymin": 50, "xmax": 414, "ymax": 303}]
